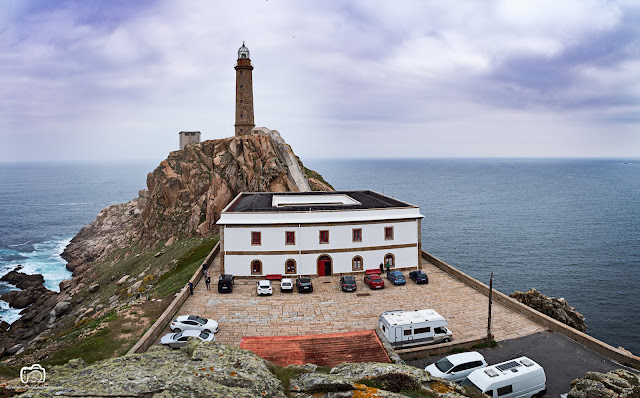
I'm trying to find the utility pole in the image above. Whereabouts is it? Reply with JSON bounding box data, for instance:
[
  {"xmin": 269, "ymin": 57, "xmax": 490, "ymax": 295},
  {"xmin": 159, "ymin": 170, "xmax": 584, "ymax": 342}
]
[{"xmin": 487, "ymin": 272, "xmax": 493, "ymax": 345}]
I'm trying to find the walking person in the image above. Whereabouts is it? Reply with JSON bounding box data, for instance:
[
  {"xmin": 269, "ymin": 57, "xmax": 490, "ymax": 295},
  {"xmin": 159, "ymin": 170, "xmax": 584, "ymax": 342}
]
[
  {"xmin": 188, "ymin": 281, "xmax": 194, "ymax": 295},
  {"xmin": 379, "ymin": 263, "xmax": 384, "ymax": 273},
  {"xmin": 205, "ymin": 276, "xmax": 211, "ymax": 290}
]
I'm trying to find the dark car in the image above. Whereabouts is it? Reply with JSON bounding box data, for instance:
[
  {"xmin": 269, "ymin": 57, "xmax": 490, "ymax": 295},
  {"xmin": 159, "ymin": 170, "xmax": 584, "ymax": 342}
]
[
  {"xmin": 409, "ymin": 270, "xmax": 429, "ymax": 284},
  {"xmin": 387, "ymin": 271, "xmax": 406, "ymax": 285},
  {"xmin": 364, "ymin": 273, "xmax": 385, "ymax": 289},
  {"xmin": 340, "ymin": 275, "xmax": 357, "ymax": 292},
  {"xmin": 296, "ymin": 277, "xmax": 313, "ymax": 293},
  {"xmin": 218, "ymin": 274, "xmax": 235, "ymax": 293}
]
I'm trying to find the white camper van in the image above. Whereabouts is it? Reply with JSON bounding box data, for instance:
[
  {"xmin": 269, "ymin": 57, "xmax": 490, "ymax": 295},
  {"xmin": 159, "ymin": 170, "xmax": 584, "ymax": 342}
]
[
  {"xmin": 378, "ymin": 309, "xmax": 452, "ymax": 348},
  {"xmin": 460, "ymin": 356, "xmax": 546, "ymax": 398}
]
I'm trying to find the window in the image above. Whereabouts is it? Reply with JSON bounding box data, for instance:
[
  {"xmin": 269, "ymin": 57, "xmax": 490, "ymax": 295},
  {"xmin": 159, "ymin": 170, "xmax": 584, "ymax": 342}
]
[
  {"xmin": 352, "ymin": 256, "xmax": 363, "ymax": 271},
  {"xmin": 403, "ymin": 329, "xmax": 412, "ymax": 336},
  {"xmin": 240, "ymin": 114, "xmax": 243, "ymax": 118},
  {"xmin": 385, "ymin": 226, "xmax": 394, "ymax": 240},
  {"xmin": 240, "ymin": 84, "xmax": 243, "ymax": 88},
  {"xmin": 285, "ymin": 231, "xmax": 295, "ymax": 245},
  {"xmin": 285, "ymin": 259, "xmax": 296, "ymax": 274},
  {"xmin": 497, "ymin": 386, "xmax": 513, "ymax": 396},
  {"xmin": 240, "ymin": 99, "xmax": 243, "ymax": 103},
  {"xmin": 251, "ymin": 260, "xmax": 262, "ymax": 275},
  {"xmin": 352, "ymin": 228, "xmax": 362, "ymax": 242},
  {"xmin": 382, "ymin": 325, "xmax": 386, "ymax": 332},
  {"xmin": 414, "ymin": 326, "xmax": 430, "ymax": 334},
  {"xmin": 319, "ymin": 230, "xmax": 329, "ymax": 244},
  {"xmin": 251, "ymin": 231, "xmax": 261, "ymax": 245}
]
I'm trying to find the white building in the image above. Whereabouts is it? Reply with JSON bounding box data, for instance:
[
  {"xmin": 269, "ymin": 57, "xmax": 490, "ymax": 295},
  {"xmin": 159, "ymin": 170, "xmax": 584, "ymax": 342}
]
[
  {"xmin": 217, "ymin": 191, "xmax": 424, "ymax": 277},
  {"xmin": 178, "ymin": 131, "xmax": 201, "ymax": 150}
]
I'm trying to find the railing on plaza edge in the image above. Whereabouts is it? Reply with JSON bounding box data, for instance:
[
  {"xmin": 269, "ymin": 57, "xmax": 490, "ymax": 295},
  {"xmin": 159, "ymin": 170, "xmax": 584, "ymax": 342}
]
[
  {"xmin": 126, "ymin": 241, "xmax": 220, "ymax": 355},
  {"xmin": 421, "ymin": 250, "xmax": 640, "ymax": 370}
]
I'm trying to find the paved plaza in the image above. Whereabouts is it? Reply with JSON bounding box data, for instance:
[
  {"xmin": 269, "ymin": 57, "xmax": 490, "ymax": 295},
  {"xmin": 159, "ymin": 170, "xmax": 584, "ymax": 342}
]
[{"xmin": 167, "ymin": 253, "xmax": 545, "ymax": 347}]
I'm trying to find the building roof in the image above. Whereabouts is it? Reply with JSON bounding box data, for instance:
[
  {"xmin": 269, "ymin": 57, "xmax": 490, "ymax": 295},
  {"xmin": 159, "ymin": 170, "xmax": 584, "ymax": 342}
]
[{"xmin": 225, "ymin": 190, "xmax": 416, "ymax": 213}]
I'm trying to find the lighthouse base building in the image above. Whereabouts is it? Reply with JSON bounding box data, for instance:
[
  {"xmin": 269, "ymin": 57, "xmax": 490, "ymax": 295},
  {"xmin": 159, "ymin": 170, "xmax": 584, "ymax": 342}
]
[{"xmin": 217, "ymin": 191, "xmax": 424, "ymax": 277}]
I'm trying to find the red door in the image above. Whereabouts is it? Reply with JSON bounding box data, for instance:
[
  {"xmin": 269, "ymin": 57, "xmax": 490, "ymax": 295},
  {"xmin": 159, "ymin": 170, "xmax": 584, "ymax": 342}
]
[{"xmin": 317, "ymin": 255, "xmax": 331, "ymax": 276}]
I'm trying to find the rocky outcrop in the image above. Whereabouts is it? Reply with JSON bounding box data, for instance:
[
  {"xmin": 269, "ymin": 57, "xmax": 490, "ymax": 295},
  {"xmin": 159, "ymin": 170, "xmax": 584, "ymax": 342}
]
[
  {"xmin": 0, "ymin": 268, "xmax": 57, "ymax": 358},
  {"xmin": 62, "ymin": 133, "xmax": 332, "ymax": 269},
  {"xmin": 15, "ymin": 340, "xmax": 476, "ymax": 398},
  {"xmin": 510, "ymin": 288, "xmax": 587, "ymax": 332},
  {"xmin": 568, "ymin": 369, "xmax": 639, "ymax": 398}
]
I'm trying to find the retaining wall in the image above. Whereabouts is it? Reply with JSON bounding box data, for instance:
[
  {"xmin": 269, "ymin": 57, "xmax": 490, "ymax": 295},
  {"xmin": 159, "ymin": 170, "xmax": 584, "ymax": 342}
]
[
  {"xmin": 422, "ymin": 250, "xmax": 640, "ymax": 370},
  {"xmin": 127, "ymin": 241, "xmax": 220, "ymax": 355}
]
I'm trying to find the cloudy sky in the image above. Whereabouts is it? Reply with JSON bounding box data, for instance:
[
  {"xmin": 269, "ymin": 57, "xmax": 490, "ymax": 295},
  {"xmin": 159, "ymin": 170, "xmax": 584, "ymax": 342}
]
[{"xmin": 1, "ymin": 0, "xmax": 639, "ymax": 162}]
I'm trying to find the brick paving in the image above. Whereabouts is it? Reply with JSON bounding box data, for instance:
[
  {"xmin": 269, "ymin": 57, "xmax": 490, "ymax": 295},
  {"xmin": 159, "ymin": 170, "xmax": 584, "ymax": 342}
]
[{"xmin": 171, "ymin": 253, "xmax": 545, "ymax": 347}]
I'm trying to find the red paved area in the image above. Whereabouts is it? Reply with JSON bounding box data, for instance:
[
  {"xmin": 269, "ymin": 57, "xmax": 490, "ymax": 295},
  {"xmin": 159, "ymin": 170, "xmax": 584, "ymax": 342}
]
[{"xmin": 240, "ymin": 330, "xmax": 390, "ymax": 367}]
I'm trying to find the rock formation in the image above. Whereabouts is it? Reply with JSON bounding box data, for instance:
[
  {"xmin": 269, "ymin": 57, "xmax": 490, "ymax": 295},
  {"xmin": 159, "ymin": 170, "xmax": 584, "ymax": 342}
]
[
  {"xmin": 0, "ymin": 268, "xmax": 57, "ymax": 358},
  {"xmin": 510, "ymin": 288, "xmax": 587, "ymax": 332},
  {"xmin": 15, "ymin": 340, "xmax": 477, "ymax": 398},
  {"xmin": 62, "ymin": 133, "xmax": 333, "ymax": 269},
  {"xmin": 568, "ymin": 369, "xmax": 639, "ymax": 398}
]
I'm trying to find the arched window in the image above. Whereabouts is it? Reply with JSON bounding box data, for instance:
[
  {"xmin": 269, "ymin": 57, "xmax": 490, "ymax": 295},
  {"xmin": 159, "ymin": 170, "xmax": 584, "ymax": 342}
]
[
  {"xmin": 352, "ymin": 256, "xmax": 363, "ymax": 271},
  {"xmin": 251, "ymin": 260, "xmax": 262, "ymax": 275},
  {"xmin": 384, "ymin": 253, "xmax": 395, "ymax": 268},
  {"xmin": 285, "ymin": 259, "xmax": 296, "ymax": 274}
]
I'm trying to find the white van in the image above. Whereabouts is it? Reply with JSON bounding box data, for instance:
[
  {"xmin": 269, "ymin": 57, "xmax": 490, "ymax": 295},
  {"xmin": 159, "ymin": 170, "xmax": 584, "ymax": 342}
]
[
  {"xmin": 378, "ymin": 309, "xmax": 452, "ymax": 348},
  {"xmin": 460, "ymin": 356, "xmax": 546, "ymax": 398}
]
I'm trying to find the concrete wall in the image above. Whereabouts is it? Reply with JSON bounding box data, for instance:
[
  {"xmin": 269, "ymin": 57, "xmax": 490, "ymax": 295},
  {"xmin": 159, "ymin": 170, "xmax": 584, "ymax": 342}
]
[
  {"xmin": 421, "ymin": 250, "xmax": 640, "ymax": 370},
  {"xmin": 126, "ymin": 242, "xmax": 220, "ymax": 355}
]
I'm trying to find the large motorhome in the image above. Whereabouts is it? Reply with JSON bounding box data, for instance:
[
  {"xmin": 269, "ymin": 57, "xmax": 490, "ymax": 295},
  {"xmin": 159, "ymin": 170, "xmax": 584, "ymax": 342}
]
[
  {"xmin": 460, "ymin": 356, "xmax": 547, "ymax": 398},
  {"xmin": 378, "ymin": 309, "xmax": 452, "ymax": 347}
]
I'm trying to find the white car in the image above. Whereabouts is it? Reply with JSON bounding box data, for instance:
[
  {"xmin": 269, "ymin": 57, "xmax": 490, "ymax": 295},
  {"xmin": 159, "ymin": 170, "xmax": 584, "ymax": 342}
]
[
  {"xmin": 160, "ymin": 330, "xmax": 215, "ymax": 349},
  {"xmin": 280, "ymin": 278, "xmax": 293, "ymax": 292},
  {"xmin": 426, "ymin": 352, "xmax": 488, "ymax": 382},
  {"xmin": 170, "ymin": 315, "xmax": 219, "ymax": 333},
  {"xmin": 256, "ymin": 280, "xmax": 273, "ymax": 296}
]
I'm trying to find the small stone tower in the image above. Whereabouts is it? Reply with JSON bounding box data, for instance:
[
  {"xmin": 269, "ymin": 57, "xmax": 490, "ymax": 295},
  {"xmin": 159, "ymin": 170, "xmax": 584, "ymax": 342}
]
[
  {"xmin": 234, "ymin": 42, "xmax": 255, "ymax": 136},
  {"xmin": 179, "ymin": 131, "xmax": 201, "ymax": 150}
]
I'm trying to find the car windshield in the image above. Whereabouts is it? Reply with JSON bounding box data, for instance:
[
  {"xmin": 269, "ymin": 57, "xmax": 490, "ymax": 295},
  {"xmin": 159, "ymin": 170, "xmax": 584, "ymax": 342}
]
[
  {"xmin": 189, "ymin": 315, "xmax": 207, "ymax": 324},
  {"xmin": 174, "ymin": 331, "xmax": 183, "ymax": 339},
  {"xmin": 259, "ymin": 281, "xmax": 270, "ymax": 287},
  {"xmin": 344, "ymin": 277, "xmax": 355, "ymax": 283},
  {"xmin": 372, "ymin": 277, "xmax": 382, "ymax": 282},
  {"xmin": 460, "ymin": 378, "xmax": 482, "ymax": 393},
  {"xmin": 199, "ymin": 331, "xmax": 210, "ymax": 339},
  {"xmin": 397, "ymin": 275, "xmax": 405, "ymax": 280},
  {"xmin": 299, "ymin": 278, "xmax": 310, "ymax": 283},
  {"xmin": 435, "ymin": 357, "xmax": 454, "ymax": 372}
]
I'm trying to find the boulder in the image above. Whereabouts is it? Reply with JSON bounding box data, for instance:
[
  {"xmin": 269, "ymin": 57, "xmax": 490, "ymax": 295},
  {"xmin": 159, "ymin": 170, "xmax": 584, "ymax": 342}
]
[
  {"xmin": 568, "ymin": 369, "xmax": 639, "ymax": 398},
  {"xmin": 510, "ymin": 288, "xmax": 587, "ymax": 332},
  {"xmin": 0, "ymin": 269, "xmax": 45, "ymax": 290},
  {"xmin": 54, "ymin": 301, "xmax": 71, "ymax": 316},
  {"xmin": 5, "ymin": 343, "xmax": 23, "ymax": 355},
  {"xmin": 116, "ymin": 275, "xmax": 129, "ymax": 285},
  {"xmin": 88, "ymin": 283, "xmax": 100, "ymax": 293}
]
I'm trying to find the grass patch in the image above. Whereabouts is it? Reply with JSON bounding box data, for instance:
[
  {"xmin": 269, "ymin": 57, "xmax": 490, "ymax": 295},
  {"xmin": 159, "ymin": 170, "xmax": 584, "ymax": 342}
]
[
  {"xmin": 266, "ymin": 363, "xmax": 308, "ymax": 396},
  {"xmin": 471, "ymin": 340, "xmax": 498, "ymax": 349},
  {"xmin": 304, "ymin": 167, "xmax": 334, "ymax": 190},
  {"xmin": 43, "ymin": 327, "xmax": 121, "ymax": 367},
  {"xmin": 153, "ymin": 237, "xmax": 218, "ymax": 297}
]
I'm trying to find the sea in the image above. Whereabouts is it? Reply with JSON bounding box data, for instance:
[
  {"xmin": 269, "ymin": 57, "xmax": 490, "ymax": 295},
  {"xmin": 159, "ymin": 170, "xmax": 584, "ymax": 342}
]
[{"xmin": 1, "ymin": 158, "xmax": 638, "ymax": 355}]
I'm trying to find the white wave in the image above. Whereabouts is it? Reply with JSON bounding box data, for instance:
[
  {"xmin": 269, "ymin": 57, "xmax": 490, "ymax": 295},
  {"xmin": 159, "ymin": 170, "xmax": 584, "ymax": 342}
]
[
  {"xmin": 0, "ymin": 300, "xmax": 22, "ymax": 324},
  {"xmin": 8, "ymin": 240, "xmax": 33, "ymax": 247}
]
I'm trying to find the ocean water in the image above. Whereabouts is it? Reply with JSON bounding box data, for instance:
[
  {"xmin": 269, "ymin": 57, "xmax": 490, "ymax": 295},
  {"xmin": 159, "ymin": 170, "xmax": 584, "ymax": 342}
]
[
  {"xmin": 1, "ymin": 159, "xmax": 638, "ymax": 355},
  {"xmin": 0, "ymin": 161, "xmax": 157, "ymax": 323},
  {"xmin": 305, "ymin": 158, "xmax": 640, "ymax": 355}
]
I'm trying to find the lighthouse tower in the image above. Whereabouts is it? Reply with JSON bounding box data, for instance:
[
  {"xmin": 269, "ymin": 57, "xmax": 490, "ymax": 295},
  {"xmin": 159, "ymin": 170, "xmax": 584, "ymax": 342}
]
[{"xmin": 234, "ymin": 42, "xmax": 255, "ymax": 136}]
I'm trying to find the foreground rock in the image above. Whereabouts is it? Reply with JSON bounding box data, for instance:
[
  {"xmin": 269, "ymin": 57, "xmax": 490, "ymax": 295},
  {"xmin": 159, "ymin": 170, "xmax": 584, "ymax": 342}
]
[
  {"xmin": 14, "ymin": 341, "xmax": 476, "ymax": 398},
  {"xmin": 510, "ymin": 288, "xmax": 587, "ymax": 332},
  {"xmin": 568, "ymin": 369, "xmax": 639, "ymax": 398}
]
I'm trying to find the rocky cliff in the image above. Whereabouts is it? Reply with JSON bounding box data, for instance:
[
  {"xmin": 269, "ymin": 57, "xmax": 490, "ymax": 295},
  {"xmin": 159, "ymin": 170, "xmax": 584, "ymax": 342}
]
[
  {"xmin": 14, "ymin": 340, "xmax": 480, "ymax": 398},
  {"xmin": 62, "ymin": 133, "xmax": 332, "ymax": 270},
  {"xmin": 510, "ymin": 288, "xmax": 587, "ymax": 332}
]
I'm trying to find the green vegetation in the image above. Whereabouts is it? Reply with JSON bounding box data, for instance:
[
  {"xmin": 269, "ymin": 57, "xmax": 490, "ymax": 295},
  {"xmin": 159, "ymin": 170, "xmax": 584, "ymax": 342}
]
[
  {"xmin": 449, "ymin": 340, "xmax": 498, "ymax": 354},
  {"xmin": 355, "ymin": 374, "xmax": 435, "ymax": 397}
]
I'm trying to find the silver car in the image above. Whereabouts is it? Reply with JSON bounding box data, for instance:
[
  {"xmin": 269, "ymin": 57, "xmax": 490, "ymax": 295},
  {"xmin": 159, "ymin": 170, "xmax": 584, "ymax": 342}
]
[
  {"xmin": 170, "ymin": 315, "xmax": 219, "ymax": 333},
  {"xmin": 160, "ymin": 330, "xmax": 215, "ymax": 349},
  {"xmin": 426, "ymin": 351, "xmax": 487, "ymax": 382},
  {"xmin": 280, "ymin": 278, "xmax": 294, "ymax": 292}
]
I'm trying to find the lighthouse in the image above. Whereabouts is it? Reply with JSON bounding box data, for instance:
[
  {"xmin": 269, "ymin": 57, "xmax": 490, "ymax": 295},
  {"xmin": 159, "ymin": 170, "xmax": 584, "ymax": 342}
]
[{"xmin": 234, "ymin": 42, "xmax": 255, "ymax": 136}]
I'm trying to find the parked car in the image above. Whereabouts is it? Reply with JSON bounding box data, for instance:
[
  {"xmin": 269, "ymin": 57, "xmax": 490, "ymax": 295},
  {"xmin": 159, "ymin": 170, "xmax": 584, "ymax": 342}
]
[
  {"xmin": 170, "ymin": 315, "xmax": 219, "ymax": 333},
  {"xmin": 256, "ymin": 280, "xmax": 273, "ymax": 296},
  {"xmin": 387, "ymin": 271, "xmax": 406, "ymax": 285},
  {"xmin": 340, "ymin": 275, "xmax": 357, "ymax": 292},
  {"xmin": 364, "ymin": 273, "xmax": 385, "ymax": 289},
  {"xmin": 425, "ymin": 352, "xmax": 487, "ymax": 382},
  {"xmin": 296, "ymin": 277, "xmax": 313, "ymax": 293},
  {"xmin": 160, "ymin": 329, "xmax": 214, "ymax": 349},
  {"xmin": 218, "ymin": 274, "xmax": 234, "ymax": 293},
  {"xmin": 409, "ymin": 270, "xmax": 429, "ymax": 284},
  {"xmin": 280, "ymin": 278, "xmax": 294, "ymax": 292}
]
